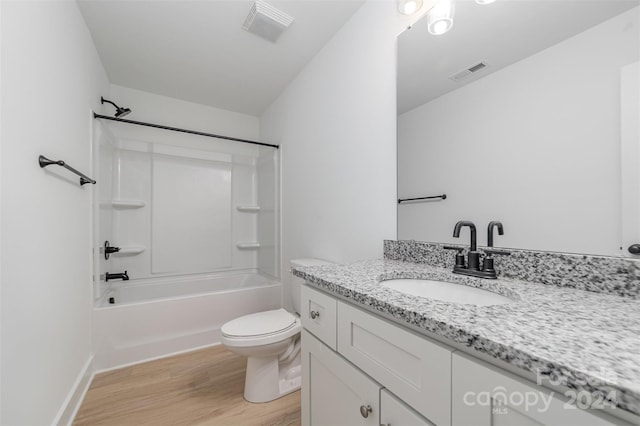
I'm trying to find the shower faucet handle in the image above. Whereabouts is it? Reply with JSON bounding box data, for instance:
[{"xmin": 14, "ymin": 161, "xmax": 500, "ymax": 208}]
[{"xmin": 104, "ymin": 240, "xmax": 121, "ymax": 260}]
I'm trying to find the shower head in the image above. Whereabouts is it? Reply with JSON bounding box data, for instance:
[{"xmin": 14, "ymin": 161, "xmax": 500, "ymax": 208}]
[
  {"xmin": 100, "ymin": 97, "xmax": 132, "ymax": 118},
  {"xmin": 115, "ymin": 106, "xmax": 131, "ymax": 118}
]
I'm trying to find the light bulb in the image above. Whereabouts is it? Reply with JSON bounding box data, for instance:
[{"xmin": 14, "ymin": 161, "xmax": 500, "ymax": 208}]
[
  {"xmin": 432, "ymin": 20, "xmax": 451, "ymax": 35},
  {"xmin": 427, "ymin": 0, "xmax": 455, "ymax": 35},
  {"xmin": 398, "ymin": 0, "xmax": 423, "ymax": 15}
]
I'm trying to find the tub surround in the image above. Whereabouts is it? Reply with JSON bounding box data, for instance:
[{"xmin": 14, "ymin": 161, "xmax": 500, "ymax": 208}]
[{"xmin": 292, "ymin": 244, "xmax": 640, "ymax": 418}]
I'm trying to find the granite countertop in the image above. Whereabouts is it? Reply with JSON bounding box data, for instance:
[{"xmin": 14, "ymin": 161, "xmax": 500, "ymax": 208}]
[{"xmin": 292, "ymin": 259, "xmax": 640, "ymax": 417}]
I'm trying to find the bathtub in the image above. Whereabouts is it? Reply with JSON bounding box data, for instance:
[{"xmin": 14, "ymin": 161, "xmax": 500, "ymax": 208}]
[{"xmin": 93, "ymin": 271, "xmax": 281, "ymax": 371}]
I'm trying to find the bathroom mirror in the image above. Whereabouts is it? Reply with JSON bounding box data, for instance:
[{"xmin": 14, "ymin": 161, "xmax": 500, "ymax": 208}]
[{"xmin": 397, "ymin": 0, "xmax": 640, "ymax": 257}]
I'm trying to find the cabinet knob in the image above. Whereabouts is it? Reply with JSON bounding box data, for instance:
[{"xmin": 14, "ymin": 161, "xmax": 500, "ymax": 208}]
[
  {"xmin": 359, "ymin": 404, "xmax": 372, "ymax": 418},
  {"xmin": 310, "ymin": 310, "xmax": 320, "ymax": 319},
  {"xmin": 629, "ymin": 244, "xmax": 640, "ymax": 255}
]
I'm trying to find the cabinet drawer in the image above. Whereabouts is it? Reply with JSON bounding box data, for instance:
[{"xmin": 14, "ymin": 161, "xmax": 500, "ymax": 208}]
[
  {"xmin": 337, "ymin": 301, "xmax": 452, "ymax": 425},
  {"xmin": 301, "ymin": 285, "xmax": 337, "ymax": 350}
]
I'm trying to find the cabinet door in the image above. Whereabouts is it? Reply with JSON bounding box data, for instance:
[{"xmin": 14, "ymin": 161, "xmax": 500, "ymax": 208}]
[
  {"xmin": 452, "ymin": 352, "xmax": 623, "ymax": 426},
  {"xmin": 302, "ymin": 330, "xmax": 381, "ymax": 426},
  {"xmin": 381, "ymin": 389, "xmax": 434, "ymax": 426},
  {"xmin": 337, "ymin": 301, "xmax": 452, "ymax": 425}
]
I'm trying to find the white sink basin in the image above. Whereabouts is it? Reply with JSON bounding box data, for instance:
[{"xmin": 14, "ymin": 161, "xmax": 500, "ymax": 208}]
[{"xmin": 380, "ymin": 278, "xmax": 515, "ymax": 306}]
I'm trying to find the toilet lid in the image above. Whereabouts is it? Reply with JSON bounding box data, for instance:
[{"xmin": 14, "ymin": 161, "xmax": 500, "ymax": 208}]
[{"xmin": 221, "ymin": 308, "xmax": 297, "ymax": 338}]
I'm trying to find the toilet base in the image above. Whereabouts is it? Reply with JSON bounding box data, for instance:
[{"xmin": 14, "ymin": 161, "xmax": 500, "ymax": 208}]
[{"xmin": 243, "ymin": 352, "xmax": 301, "ymax": 403}]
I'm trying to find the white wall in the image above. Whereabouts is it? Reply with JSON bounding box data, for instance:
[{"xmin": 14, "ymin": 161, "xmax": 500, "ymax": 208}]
[
  {"xmin": 398, "ymin": 7, "xmax": 639, "ymax": 256},
  {"xmin": 0, "ymin": 1, "xmax": 109, "ymax": 424},
  {"xmin": 109, "ymin": 84, "xmax": 259, "ymax": 142},
  {"xmin": 260, "ymin": 0, "xmax": 424, "ymax": 309}
]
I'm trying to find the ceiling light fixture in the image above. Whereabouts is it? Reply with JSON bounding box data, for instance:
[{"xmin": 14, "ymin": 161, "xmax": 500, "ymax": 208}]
[
  {"xmin": 427, "ymin": 0, "xmax": 455, "ymax": 35},
  {"xmin": 398, "ymin": 0, "xmax": 424, "ymax": 15},
  {"xmin": 475, "ymin": 0, "xmax": 496, "ymax": 4}
]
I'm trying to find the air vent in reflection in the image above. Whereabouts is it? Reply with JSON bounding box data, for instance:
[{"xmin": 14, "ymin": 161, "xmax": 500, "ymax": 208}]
[{"xmin": 449, "ymin": 62, "xmax": 489, "ymax": 82}]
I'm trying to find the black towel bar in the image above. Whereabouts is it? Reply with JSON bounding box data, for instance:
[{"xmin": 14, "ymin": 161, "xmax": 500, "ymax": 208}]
[
  {"xmin": 398, "ymin": 194, "xmax": 447, "ymax": 204},
  {"xmin": 39, "ymin": 155, "xmax": 96, "ymax": 186}
]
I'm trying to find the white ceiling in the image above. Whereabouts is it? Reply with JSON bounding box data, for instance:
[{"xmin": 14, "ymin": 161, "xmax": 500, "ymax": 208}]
[
  {"xmin": 398, "ymin": 0, "xmax": 640, "ymax": 114},
  {"xmin": 78, "ymin": 0, "xmax": 365, "ymax": 116}
]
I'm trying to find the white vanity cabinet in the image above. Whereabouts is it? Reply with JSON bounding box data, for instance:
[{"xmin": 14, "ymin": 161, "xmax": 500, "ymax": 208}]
[
  {"xmin": 302, "ymin": 330, "xmax": 381, "ymax": 426},
  {"xmin": 301, "ymin": 286, "xmax": 437, "ymax": 426},
  {"xmin": 301, "ymin": 285, "xmax": 338, "ymax": 350},
  {"xmin": 302, "ymin": 330, "xmax": 433, "ymax": 426},
  {"xmin": 381, "ymin": 389, "xmax": 434, "ymax": 426},
  {"xmin": 300, "ymin": 284, "xmax": 635, "ymax": 426},
  {"xmin": 451, "ymin": 352, "xmax": 623, "ymax": 426},
  {"xmin": 337, "ymin": 301, "xmax": 451, "ymax": 425}
]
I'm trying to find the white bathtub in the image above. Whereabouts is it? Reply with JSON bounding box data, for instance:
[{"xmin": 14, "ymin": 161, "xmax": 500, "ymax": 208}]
[{"xmin": 93, "ymin": 272, "xmax": 281, "ymax": 370}]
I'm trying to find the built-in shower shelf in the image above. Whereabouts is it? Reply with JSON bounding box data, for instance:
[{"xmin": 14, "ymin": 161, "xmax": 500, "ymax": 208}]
[
  {"xmin": 236, "ymin": 205, "xmax": 261, "ymax": 212},
  {"xmin": 236, "ymin": 242, "xmax": 261, "ymax": 249},
  {"xmin": 112, "ymin": 246, "xmax": 146, "ymax": 256},
  {"xmin": 112, "ymin": 200, "xmax": 146, "ymax": 209}
]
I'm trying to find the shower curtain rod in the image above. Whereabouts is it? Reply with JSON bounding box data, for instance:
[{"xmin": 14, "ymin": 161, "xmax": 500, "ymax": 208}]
[{"xmin": 93, "ymin": 113, "xmax": 280, "ymax": 149}]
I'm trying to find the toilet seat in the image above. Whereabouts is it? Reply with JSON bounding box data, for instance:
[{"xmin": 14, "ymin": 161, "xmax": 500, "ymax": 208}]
[{"xmin": 221, "ymin": 308, "xmax": 301, "ymax": 347}]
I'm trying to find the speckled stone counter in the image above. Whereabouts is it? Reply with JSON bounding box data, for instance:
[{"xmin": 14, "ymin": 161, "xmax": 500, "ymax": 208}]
[
  {"xmin": 384, "ymin": 240, "xmax": 640, "ymax": 299},
  {"xmin": 292, "ymin": 259, "xmax": 640, "ymax": 418}
]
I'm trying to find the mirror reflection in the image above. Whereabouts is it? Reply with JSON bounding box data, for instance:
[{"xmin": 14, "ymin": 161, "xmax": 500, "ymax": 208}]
[{"xmin": 397, "ymin": 0, "xmax": 640, "ymax": 256}]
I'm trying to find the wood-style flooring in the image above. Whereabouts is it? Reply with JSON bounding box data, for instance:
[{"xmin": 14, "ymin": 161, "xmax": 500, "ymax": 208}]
[{"xmin": 73, "ymin": 345, "xmax": 301, "ymax": 426}]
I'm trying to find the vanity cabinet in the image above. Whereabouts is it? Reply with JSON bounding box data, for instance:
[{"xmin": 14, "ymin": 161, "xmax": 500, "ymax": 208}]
[
  {"xmin": 302, "ymin": 330, "xmax": 433, "ymax": 426},
  {"xmin": 452, "ymin": 352, "xmax": 621, "ymax": 426},
  {"xmin": 302, "ymin": 330, "xmax": 381, "ymax": 426},
  {"xmin": 337, "ymin": 301, "xmax": 451, "ymax": 425},
  {"xmin": 381, "ymin": 389, "xmax": 434, "ymax": 426},
  {"xmin": 301, "ymin": 285, "xmax": 337, "ymax": 350},
  {"xmin": 301, "ymin": 286, "xmax": 438, "ymax": 425},
  {"xmin": 301, "ymin": 284, "xmax": 633, "ymax": 426}
]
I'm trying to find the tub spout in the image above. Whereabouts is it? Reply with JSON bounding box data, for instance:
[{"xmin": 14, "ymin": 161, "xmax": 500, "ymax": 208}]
[{"xmin": 105, "ymin": 271, "xmax": 129, "ymax": 282}]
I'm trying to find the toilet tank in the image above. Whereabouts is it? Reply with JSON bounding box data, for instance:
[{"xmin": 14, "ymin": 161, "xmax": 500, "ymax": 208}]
[{"xmin": 289, "ymin": 258, "xmax": 332, "ymax": 314}]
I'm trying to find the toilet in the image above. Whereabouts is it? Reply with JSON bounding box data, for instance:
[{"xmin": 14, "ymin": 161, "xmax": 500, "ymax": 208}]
[{"xmin": 221, "ymin": 258, "xmax": 331, "ymax": 403}]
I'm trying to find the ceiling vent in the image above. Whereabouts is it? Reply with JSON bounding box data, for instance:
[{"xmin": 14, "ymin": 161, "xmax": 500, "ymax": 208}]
[
  {"xmin": 243, "ymin": 0, "xmax": 294, "ymax": 43},
  {"xmin": 449, "ymin": 62, "xmax": 489, "ymax": 82}
]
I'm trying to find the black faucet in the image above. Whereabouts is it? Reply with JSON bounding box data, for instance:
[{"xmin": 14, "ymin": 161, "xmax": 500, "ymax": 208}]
[
  {"xmin": 105, "ymin": 271, "xmax": 129, "ymax": 282},
  {"xmin": 487, "ymin": 221, "xmax": 504, "ymax": 247},
  {"xmin": 453, "ymin": 221, "xmax": 479, "ymax": 271},
  {"xmin": 446, "ymin": 220, "xmax": 509, "ymax": 279},
  {"xmin": 482, "ymin": 221, "xmax": 508, "ymax": 276}
]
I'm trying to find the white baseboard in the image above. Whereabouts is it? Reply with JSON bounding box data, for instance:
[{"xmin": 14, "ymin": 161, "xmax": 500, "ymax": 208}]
[
  {"xmin": 94, "ymin": 342, "xmax": 221, "ymax": 375},
  {"xmin": 53, "ymin": 354, "xmax": 95, "ymax": 426}
]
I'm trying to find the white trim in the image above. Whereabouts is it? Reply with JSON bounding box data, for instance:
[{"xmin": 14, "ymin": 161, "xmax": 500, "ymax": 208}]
[
  {"xmin": 53, "ymin": 343, "xmax": 224, "ymax": 424},
  {"xmin": 93, "ymin": 342, "xmax": 221, "ymax": 375},
  {"xmin": 53, "ymin": 354, "xmax": 95, "ymax": 426},
  {"xmin": 621, "ymin": 61, "xmax": 640, "ymax": 258}
]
